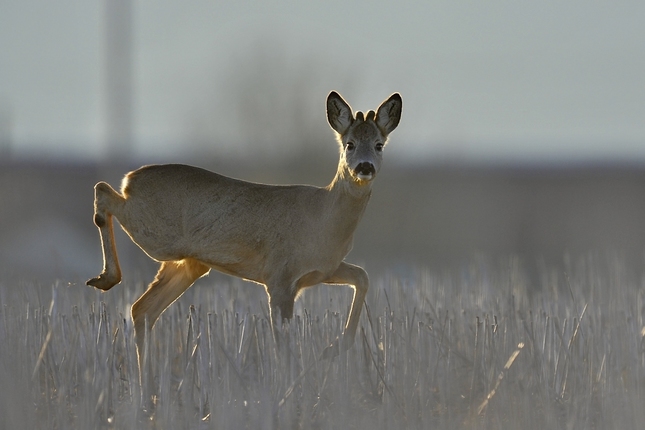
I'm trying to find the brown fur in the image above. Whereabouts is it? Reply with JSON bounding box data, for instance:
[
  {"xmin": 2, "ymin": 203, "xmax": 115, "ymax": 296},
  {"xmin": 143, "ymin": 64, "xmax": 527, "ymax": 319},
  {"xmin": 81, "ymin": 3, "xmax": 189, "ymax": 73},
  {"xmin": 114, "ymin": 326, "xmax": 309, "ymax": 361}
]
[{"xmin": 87, "ymin": 91, "xmax": 402, "ymax": 390}]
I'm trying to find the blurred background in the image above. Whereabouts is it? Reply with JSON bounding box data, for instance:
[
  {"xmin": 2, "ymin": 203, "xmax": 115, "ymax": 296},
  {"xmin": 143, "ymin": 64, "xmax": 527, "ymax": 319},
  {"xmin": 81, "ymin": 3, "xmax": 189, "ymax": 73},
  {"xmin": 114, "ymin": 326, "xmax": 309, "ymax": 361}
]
[{"xmin": 1, "ymin": 1, "xmax": 645, "ymax": 286}]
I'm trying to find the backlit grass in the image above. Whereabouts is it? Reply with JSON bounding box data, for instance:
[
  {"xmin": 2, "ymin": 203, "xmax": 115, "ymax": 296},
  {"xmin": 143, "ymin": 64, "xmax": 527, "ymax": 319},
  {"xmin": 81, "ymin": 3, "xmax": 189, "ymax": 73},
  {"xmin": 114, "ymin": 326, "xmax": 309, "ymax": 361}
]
[{"xmin": 1, "ymin": 254, "xmax": 645, "ymax": 429}]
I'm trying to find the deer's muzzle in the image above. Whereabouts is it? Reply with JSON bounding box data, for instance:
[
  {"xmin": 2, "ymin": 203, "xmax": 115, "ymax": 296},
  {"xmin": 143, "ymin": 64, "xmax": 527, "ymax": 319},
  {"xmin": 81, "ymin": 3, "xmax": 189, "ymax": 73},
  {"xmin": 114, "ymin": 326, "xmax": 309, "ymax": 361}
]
[{"xmin": 353, "ymin": 162, "xmax": 376, "ymax": 180}]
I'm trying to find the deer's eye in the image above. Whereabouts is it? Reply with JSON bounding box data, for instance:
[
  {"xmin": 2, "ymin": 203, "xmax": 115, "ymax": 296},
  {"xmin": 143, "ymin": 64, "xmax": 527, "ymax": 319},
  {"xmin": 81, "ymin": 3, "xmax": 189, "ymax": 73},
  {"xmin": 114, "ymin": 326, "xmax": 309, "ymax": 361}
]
[
  {"xmin": 346, "ymin": 142, "xmax": 355, "ymax": 151},
  {"xmin": 375, "ymin": 143, "xmax": 384, "ymax": 152}
]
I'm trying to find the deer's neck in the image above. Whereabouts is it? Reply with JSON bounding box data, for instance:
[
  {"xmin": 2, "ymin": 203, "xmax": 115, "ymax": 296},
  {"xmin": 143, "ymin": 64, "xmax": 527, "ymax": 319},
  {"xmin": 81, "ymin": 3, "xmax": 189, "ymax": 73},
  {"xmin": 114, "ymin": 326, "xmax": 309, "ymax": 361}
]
[{"xmin": 325, "ymin": 161, "xmax": 373, "ymax": 232}]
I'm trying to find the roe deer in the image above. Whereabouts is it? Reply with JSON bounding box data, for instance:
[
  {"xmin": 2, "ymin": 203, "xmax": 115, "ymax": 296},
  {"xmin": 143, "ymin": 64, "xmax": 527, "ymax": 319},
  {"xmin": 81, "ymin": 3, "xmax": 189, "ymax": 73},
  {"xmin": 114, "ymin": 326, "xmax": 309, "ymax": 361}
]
[{"xmin": 87, "ymin": 91, "xmax": 401, "ymax": 382}]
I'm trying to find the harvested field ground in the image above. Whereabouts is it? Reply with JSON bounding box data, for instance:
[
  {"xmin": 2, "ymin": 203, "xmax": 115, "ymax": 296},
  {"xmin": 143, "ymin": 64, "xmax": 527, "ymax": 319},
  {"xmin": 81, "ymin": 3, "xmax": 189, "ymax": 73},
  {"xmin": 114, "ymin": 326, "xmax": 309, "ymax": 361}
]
[{"xmin": 2, "ymin": 254, "xmax": 644, "ymax": 429}]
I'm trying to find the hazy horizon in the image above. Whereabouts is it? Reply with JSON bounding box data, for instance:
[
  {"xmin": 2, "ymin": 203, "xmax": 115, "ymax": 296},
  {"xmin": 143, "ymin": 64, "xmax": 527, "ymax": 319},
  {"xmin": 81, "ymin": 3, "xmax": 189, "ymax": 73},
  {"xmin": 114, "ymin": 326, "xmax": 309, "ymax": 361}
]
[{"xmin": 1, "ymin": 1, "xmax": 644, "ymax": 164}]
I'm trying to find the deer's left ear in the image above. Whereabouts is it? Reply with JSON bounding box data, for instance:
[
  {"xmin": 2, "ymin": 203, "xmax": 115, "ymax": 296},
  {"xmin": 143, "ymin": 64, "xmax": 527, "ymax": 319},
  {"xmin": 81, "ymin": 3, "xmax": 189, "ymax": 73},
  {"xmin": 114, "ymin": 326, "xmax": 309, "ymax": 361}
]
[{"xmin": 375, "ymin": 93, "xmax": 402, "ymax": 135}]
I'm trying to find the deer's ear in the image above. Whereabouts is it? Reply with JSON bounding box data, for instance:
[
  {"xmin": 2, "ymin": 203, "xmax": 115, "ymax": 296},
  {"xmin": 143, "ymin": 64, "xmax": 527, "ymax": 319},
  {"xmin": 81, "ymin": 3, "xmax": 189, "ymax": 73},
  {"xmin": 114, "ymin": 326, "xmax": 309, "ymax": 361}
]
[
  {"xmin": 327, "ymin": 91, "xmax": 354, "ymax": 135},
  {"xmin": 375, "ymin": 93, "xmax": 402, "ymax": 135}
]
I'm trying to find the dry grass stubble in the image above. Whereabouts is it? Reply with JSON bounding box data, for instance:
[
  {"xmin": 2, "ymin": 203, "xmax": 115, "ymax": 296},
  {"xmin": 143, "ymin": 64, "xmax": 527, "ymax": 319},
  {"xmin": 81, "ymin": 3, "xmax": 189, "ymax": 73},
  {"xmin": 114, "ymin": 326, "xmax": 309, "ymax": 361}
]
[{"xmin": 1, "ymin": 254, "xmax": 645, "ymax": 429}]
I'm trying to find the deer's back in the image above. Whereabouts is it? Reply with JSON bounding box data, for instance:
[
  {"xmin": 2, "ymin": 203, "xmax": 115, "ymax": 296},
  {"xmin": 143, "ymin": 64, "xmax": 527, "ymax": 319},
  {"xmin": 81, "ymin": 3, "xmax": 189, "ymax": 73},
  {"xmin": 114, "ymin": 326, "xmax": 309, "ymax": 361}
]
[
  {"xmin": 122, "ymin": 164, "xmax": 321, "ymax": 217},
  {"xmin": 118, "ymin": 164, "xmax": 333, "ymax": 275}
]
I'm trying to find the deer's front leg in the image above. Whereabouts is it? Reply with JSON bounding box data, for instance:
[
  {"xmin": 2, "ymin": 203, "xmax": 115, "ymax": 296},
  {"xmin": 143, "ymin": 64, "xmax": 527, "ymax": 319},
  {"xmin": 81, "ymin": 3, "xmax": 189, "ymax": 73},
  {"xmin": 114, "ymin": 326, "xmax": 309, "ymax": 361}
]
[
  {"xmin": 87, "ymin": 182, "xmax": 124, "ymax": 291},
  {"xmin": 323, "ymin": 262, "xmax": 369, "ymax": 352},
  {"xmin": 266, "ymin": 283, "xmax": 297, "ymax": 349}
]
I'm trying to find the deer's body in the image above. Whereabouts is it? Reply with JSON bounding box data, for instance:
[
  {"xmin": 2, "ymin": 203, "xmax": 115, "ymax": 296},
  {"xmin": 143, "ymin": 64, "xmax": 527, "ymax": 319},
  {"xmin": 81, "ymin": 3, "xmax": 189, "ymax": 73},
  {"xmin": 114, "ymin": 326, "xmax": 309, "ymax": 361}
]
[
  {"xmin": 87, "ymin": 91, "xmax": 401, "ymax": 389},
  {"xmin": 103, "ymin": 164, "xmax": 367, "ymax": 289}
]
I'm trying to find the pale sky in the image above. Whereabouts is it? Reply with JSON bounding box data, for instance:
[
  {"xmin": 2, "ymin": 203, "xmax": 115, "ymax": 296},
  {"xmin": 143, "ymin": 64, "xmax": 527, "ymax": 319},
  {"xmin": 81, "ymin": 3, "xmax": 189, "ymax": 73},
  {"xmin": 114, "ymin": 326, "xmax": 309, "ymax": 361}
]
[{"xmin": 0, "ymin": 1, "xmax": 644, "ymax": 163}]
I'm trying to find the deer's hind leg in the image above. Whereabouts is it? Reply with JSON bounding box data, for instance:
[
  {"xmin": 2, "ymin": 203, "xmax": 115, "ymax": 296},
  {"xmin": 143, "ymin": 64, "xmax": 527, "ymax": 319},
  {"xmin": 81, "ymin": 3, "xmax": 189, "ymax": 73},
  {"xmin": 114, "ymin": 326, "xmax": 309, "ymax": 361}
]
[
  {"xmin": 87, "ymin": 182, "xmax": 126, "ymax": 291},
  {"xmin": 131, "ymin": 259, "xmax": 209, "ymax": 386}
]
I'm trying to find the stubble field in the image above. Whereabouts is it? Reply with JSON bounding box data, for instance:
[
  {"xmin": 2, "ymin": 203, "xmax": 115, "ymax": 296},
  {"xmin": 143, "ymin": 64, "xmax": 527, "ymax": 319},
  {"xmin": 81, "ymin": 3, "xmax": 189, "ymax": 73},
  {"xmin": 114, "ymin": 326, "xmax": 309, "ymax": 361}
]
[{"xmin": 1, "ymin": 254, "xmax": 644, "ymax": 429}]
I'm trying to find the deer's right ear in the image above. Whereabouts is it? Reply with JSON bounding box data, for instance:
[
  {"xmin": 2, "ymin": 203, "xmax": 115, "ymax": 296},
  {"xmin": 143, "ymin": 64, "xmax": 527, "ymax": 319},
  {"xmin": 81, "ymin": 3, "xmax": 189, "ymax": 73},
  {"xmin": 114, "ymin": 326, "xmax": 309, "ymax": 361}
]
[{"xmin": 327, "ymin": 91, "xmax": 354, "ymax": 135}]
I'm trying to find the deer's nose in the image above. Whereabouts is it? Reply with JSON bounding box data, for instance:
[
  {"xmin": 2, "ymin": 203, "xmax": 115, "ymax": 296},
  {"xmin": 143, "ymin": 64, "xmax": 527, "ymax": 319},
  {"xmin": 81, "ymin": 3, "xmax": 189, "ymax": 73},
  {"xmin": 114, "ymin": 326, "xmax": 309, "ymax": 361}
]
[{"xmin": 354, "ymin": 162, "xmax": 376, "ymax": 178}]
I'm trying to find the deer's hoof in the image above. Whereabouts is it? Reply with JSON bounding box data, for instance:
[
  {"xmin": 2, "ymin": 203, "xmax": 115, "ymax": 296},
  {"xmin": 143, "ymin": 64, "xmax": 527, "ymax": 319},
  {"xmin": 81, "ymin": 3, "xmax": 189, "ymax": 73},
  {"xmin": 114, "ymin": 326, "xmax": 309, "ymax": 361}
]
[
  {"xmin": 321, "ymin": 338, "xmax": 341, "ymax": 360},
  {"xmin": 87, "ymin": 273, "xmax": 120, "ymax": 291},
  {"xmin": 320, "ymin": 333, "xmax": 356, "ymax": 360}
]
